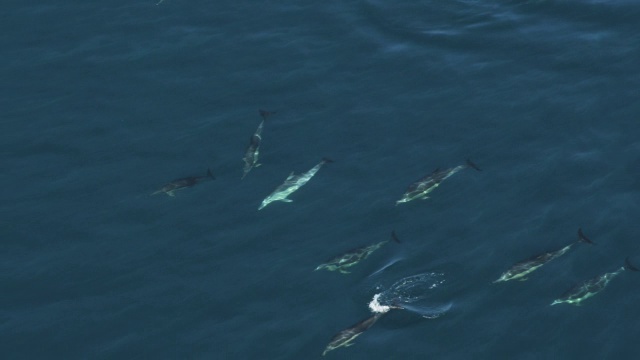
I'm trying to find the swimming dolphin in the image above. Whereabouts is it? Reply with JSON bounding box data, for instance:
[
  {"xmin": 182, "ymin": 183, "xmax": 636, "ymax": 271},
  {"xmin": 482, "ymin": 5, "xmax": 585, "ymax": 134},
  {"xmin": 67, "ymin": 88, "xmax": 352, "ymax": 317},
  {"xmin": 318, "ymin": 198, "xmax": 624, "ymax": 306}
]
[
  {"xmin": 258, "ymin": 158, "xmax": 333, "ymax": 210},
  {"xmin": 322, "ymin": 312, "xmax": 385, "ymax": 356},
  {"xmin": 551, "ymin": 257, "xmax": 639, "ymax": 306},
  {"xmin": 152, "ymin": 169, "xmax": 215, "ymax": 196},
  {"xmin": 315, "ymin": 231, "xmax": 401, "ymax": 274},
  {"xmin": 494, "ymin": 228, "xmax": 595, "ymax": 283},
  {"xmin": 242, "ymin": 110, "xmax": 275, "ymax": 180},
  {"xmin": 396, "ymin": 159, "xmax": 481, "ymax": 205}
]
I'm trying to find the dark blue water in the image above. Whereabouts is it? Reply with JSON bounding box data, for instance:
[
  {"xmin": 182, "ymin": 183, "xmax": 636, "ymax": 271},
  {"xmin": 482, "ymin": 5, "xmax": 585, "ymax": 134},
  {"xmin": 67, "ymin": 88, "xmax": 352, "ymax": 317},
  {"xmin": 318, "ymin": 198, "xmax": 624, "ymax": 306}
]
[{"xmin": 3, "ymin": 0, "xmax": 640, "ymax": 358}]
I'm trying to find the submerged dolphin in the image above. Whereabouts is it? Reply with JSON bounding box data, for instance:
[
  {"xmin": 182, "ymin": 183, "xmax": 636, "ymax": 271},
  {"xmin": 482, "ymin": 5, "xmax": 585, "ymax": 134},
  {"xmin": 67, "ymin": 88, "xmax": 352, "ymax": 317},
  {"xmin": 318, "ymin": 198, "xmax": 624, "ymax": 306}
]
[
  {"xmin": 322, "ymin": 312, "xmax": 385, "ymax": 356},
  {"xmin": 494, "ymin": 228, "xmax": 595, "ymax": 283},
  {"xmin": 152, "ymin": 169, "xmax": 215, "ymax": 196},
  {"xmin": 242, "ymin": 110, "xmax": 275, "ymax": 180},
  {"xmin": 551, "ymin": 257, "xmax": 639, "ymax": 306},
  {"xmin": 396, "ymin": 159, "xmax": 481, "ymax": 205},
  {"xmin": 315, "ymin": 231, "xmax": 401, "ymax": 274},
  {"xmin": 258, "ymin": 158, "xmax": 333, "ymax": 210}
]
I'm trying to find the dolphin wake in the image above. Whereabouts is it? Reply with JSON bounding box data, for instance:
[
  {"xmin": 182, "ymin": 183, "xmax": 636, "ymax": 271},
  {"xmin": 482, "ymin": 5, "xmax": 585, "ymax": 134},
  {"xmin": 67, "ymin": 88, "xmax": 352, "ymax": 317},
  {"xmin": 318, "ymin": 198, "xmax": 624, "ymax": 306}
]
[{"xmin": 368, "ymin": 272, "xmax": 452, "ymax": 318}]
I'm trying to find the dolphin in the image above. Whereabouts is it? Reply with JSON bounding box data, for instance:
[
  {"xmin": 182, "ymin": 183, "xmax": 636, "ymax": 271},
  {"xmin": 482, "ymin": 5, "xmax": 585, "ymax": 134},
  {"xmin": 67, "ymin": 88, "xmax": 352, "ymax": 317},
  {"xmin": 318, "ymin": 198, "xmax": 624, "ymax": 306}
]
[
  {"xmin": 315, "ymin": 231, "xmax": 402, "ymax": 274},
  {"xmin": 152, "ymin": 169, "xmax": 215, "ymax": 196},
  {"xmin": 494, "ymin": 228, "xmax": 595, "ymax": 283},
  {"xmin": 396, "ymin": 159, "xmax": 481, "ymax": 205},
  {"xmin": 258, "ymin": 158, "xmax": 333, "ymax": 210},
  {"xmin": 551, "ymin": 257, "xmax": 639, "ymax": 306},
  {"xmin": 322, "ymin": 312, "xmax": 385, "ymax": 356},
  {"xmin": 242, "ymin": 110, "xmax": 275, "ymax": 180}
]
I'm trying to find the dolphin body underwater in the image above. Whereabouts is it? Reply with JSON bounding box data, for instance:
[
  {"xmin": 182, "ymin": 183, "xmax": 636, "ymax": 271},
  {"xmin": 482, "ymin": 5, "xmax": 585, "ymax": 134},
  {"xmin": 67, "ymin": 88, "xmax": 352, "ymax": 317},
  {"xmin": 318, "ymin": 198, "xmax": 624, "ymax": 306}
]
[
  {"xmin": 494, "ymin": 228, "xmax": 595, "ymax": 283},
  {"xmin": 315, "ymin": 231, "xmax": 401, "ymax": 274},
  {"xmin": 152, "ymin": 169, "xmax": 215, "ymax": 197},
  {"xmin": 241, "ymin": 110, "xmax": 275, "ymax": 180},
  {"xmin": 551, "ymin": 257, "xmax": 638, "ymax": 306},
  {"xmin": 396, "ymin": 159, "xmax": 481, "ymax": 205},
  {"xmin": 258, "ymin": 158, "xmax": 333, "ymax": 210},
  {"xmin": 322, "ymin": 312, "xmax": 385, "ymax": 356}
]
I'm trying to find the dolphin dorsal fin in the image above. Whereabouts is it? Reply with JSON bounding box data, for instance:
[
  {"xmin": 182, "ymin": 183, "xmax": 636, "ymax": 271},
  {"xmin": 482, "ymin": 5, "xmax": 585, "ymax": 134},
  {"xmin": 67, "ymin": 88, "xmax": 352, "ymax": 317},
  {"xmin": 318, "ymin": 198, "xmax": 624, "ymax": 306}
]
[{"xmin": 285, "ymin": 172, "xmax": 296, "ymax": 180}]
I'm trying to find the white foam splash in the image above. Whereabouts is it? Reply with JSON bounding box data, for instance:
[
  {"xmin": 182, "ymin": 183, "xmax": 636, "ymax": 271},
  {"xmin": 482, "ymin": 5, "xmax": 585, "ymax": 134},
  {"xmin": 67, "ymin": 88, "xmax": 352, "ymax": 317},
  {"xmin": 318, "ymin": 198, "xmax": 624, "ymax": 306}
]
[{"xmin": 368, "ymin": 293, "xmax": 392, "ymax": 314}]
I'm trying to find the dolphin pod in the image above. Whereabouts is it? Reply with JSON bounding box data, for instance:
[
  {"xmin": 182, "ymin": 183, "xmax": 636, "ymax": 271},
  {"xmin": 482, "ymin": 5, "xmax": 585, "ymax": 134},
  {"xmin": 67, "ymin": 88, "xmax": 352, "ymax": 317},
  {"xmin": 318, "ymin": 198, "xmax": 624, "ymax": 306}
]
[{"xmin": 148, "ymin": 109, "xmax": 636, "ymax": 356}]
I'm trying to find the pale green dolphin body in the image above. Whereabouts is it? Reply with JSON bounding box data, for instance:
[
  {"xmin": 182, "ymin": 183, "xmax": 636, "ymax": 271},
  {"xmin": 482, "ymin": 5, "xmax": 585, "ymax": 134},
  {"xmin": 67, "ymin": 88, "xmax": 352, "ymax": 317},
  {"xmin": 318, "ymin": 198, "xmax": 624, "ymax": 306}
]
[
  {"xmin": 315, "ymin": 231, "xmax": 401, "ymax": 274},
  {"xmin": 258, "ymin": 158, "xmax": 333, "ymax": 210},
  {"xmin": 242, "ymin": 110, "xmax": 274, "ymax": 180},
  {"xmin": 551, "ymin": 258, "xmax": 639, "ymax": 306},
  {"xmin": 322, "ymin": 312, "xmax": 385, "ymax": 356},
  {"xmin": 396, "ymin": 159, "xmax": 481, "ymax": 205},
  {"xmin": 494, "ymin": 228, "xmax": 594, "ymax": 283}
]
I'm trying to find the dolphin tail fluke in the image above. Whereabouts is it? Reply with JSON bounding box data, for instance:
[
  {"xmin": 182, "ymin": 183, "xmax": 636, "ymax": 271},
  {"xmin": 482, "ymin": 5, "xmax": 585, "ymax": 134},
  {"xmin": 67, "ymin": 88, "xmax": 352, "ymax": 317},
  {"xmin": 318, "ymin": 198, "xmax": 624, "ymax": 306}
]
[
  {"xmin": 206, "ymin": 168, "xmax": 216, "ymax": 180},
  {"xmin": 624, "ymin": 257, "xmax": 639, "ymax": 272},
  {"xmin": 259, "ymin": 109, "xmax": 276, "ymax": 120},
  {"xmin": 391, "ymin": 230, "xmax": 401, "ymax": 244},
  {"xmin": 321, "ymin": 157, "xmax": 335, "ymax": 164},
  {"xmin": 466, "ymin": 158, "xmax": 482, "ymax": 171},
  {"xmin": 577, "ymin": 228, "xmax": 595, "ymax": 245}
]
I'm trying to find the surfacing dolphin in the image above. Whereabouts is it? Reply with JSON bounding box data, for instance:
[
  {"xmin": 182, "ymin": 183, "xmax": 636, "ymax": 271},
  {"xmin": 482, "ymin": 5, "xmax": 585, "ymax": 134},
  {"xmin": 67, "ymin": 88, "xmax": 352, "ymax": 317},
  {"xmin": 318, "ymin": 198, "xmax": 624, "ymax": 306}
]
[
  {"xmin": 242, "ymin": 109, "xmax": 275, "ymax": 180},
  {"xmin": 322, "ymin": 312, "xmax": 386, "ymax": 356},
  {"xmin": 152, "ymin": 169, "xmax": 215, "ymax": 196},
  {"xmin": 258, "ymin": 158, "xmax": 333, "ymax": 210},
  {"xmin": 396, "ymin": 159, "xmax": 481, "ymax": 205},
  {"xmin": 551, "ymin": 257, "xmax": 639, "ymax": 306},
  {"xmin": 494, "ymin": 228, "xmax": 595, "ymax": 283},
  {"xmin": 315, "ymin": 231, "xmax": 402, "ymax": 274}
]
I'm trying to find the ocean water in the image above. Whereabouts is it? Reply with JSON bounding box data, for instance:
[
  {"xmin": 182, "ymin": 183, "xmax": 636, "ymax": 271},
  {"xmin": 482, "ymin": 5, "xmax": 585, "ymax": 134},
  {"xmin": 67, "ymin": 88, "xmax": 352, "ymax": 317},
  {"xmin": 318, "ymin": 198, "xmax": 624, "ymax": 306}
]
[{"xmin": 2, "ymin": 0, "xmax": 640, "ymax": 358}]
